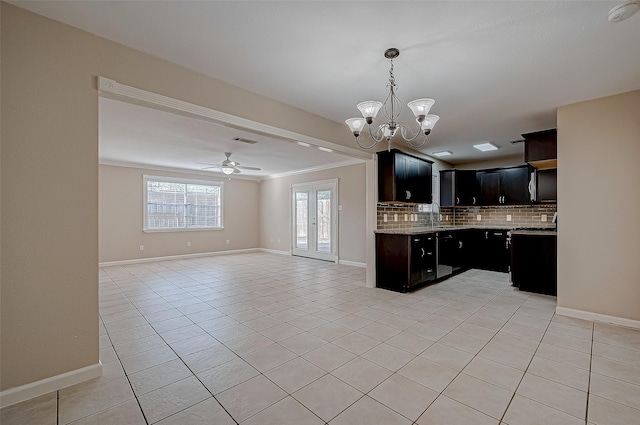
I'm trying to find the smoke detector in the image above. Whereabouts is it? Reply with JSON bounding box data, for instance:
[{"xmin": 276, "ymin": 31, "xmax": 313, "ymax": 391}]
[{"xmin": 609, "ymin": 0, "xmax": 639, "ymax": 23}]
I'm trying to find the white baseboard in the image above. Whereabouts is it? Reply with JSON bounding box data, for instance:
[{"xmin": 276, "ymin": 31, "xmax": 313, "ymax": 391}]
[
  {"xmin": 257, "ymin": 248, "xmax": 291, "ymax": 256},
  {"xmin": 556, "ymin": 306, "xmax": 640, "ymax": 329},
  {"xmin": 339, "ymin": 260, "xmax": 367, "ymax": 268},
  {"xmin": 0, "ymin": 362, "xmax": 102, "ymax": 408},
  {"xmin": 99, "ymin": 248, "xmax": 260, "ymax": 267}
]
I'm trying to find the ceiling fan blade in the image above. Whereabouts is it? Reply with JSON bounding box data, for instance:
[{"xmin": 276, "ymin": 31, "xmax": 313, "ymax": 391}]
[
  {"xmin": 237, "ymin": 165, "xmax": 261, "ymax": 171},
  {"xmin": 200, "ymin": 166, "xmax": 220, "ymax": 170},
  {"xmin": 233, "ymin": 168, "xmax": 242, "ymax": 174},
  {"xmin": 196, "ymin": 162, "xmax": 220, "ymax": 166}
]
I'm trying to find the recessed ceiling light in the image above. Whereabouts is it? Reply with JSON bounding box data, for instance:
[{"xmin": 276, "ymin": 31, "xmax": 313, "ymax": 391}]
[
  {"xmin": 433, "ymin": 151, "xmax": 452, "ymax": 157},
  {"xmin": 473, "ymin": 142, "xmax": 499, "ymax": 152},
  {"xmin": 297, "ymin": 141, "xmax": 311, "ymax": 147},
  {"xmin": 318, "ymin": 146, "xmax": 333, "ymax": 153}
]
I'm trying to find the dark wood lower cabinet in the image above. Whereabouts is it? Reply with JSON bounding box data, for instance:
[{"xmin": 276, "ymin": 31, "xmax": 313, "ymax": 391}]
[
  {"xmin": 474, "ymin": 229, "xmax": 510, "ymax": 272},
  {"xmin": 510, "ymin": 233, "xmax": 557, "ymax": 296},
  {"xmin": 376, "ymin": 233, "xmax": 436, "ymax": 293},
  {"xmin": 377, "ymin": 228, "xmax": 518, "ymax": 292}
]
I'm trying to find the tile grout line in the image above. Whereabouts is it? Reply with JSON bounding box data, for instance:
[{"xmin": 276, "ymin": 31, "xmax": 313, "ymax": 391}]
[
  {"xmin": 101, "ymin": 306, "xmax": 151, "ymax": 425},
  {"xmin": 584, "ymin": 322, "xmax": 595, "ymax": 425},
  {"xmin": 498, "ymin": 309, "xmax": 555, "ymax": 424},
  {"xmin": 432, "ymin": 287, "xmax": 534, "ymax": 423}
]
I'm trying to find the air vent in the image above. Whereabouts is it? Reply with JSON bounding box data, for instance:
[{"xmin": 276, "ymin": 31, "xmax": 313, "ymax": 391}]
[{"xmin": 233, "ymin": 137, "xmax": 259, "ymax": 145}]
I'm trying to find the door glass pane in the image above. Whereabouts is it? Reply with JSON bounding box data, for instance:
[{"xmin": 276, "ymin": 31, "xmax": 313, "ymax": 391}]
[
  {"xmin": 295, "ymin": 191, "xmax": 308, "ymax": 250},
  {"xmin": 316, "ymin": 190, "xmax": 331, "ymax": 253}
]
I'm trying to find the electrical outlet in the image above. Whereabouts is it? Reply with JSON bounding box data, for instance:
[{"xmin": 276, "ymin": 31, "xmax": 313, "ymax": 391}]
[
  {"xmin": 383, "ymin": 213, "xmax": 388, "ymax": 222},
  {"xmin": 139, "ymin": 245, "xmax": 144, "ymax": 251},
  {"xmin": 541, "ymin": 214, "xmax": 547, "ymax": 222},
  {"xmin": 439, "ymin": 214, "xmax": 443, "ymax": 221},
  {"xmin": 187, "ymin": 241, "xmax": 191, "ymax": 247},
  {"xmin": 506, "ymin": 215, "xmax": 512, "ymax": 222},
  {"xmin": 394, "ymin": 213, "xmax": 398, "ymax": 222},
  {"xmin": 226, "ymin": 240, "xmax": 230, "ymax": 244},
  {"xmin": 404, "ymin": 214, "xmax": 408, "ymax": 221},
  {"xmin": 477, "ymin": 214, "xmax": 482, "ymax": 221},
  {"xmin": 445, "ymin": 215, "xmax": 449, "ymax": 221}
]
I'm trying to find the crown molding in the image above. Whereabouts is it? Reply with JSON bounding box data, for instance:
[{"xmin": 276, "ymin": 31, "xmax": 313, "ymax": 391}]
[{"xmin": 262, "ymin": 158, "xmax": 363, "ymax": 180}]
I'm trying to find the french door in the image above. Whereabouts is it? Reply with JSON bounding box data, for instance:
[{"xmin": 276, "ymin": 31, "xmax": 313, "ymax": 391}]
[{"xmin": 291, "ymin": 179, "xmax": 338, "ymax": 262}]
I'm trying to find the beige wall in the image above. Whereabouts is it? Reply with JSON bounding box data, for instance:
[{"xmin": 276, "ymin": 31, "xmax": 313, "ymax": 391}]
[
  {"xmin": 0, "ymin": 3, "xmax": 360, "ymax": 393},
  {"xmin": 557, "ymin": 90, "xmax": 640, "ymax": 321},
  {"xmin": 99, "ymin": 165, "xmax": 259, "ymax": 263},
  {"xmin": 260, "ymin": 163, "xmax": 366, "ymax": 264}
]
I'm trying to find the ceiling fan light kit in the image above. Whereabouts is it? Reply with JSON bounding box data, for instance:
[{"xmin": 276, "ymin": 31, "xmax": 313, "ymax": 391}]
[
  {"xmin": 200, "ymin": 152, "xmax": 261, "ymax": 175},
  {"xmin": 345, "ymin": 48, "xmax": 439, "ymax": 151}
]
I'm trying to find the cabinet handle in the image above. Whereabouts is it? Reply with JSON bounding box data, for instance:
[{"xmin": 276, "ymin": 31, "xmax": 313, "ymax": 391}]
[
  {"xmin": 406, "ymin": 190, "xmax": 411, "ymax": 200},
  {"xmin": 426, "ymin": 269, "xmax": 434, "ymax": 273},
  {"xmin": 413, "ymin": 238, "xmax": 420, "ymax": 242},
  {"xmin": 456, "ymin": 197, "xmax": 460, "ymax": 205},
  {"xmin": 458, "ymin": 241, "xmax": 463, "ymax": 249},
  {"xmin": 426, "ymin": 252, "xmax": 433, "ymax": 256},
  {"xmin": 421, "ymin": 248, "xmax": 425, "ymax": 258},
  {"xmin": 472, "ymin": 197, "xmax": 476, "ymax": 204},
  {"xmin": 485, "ymin": 231, "xmax": 488, "ymax": 240}
]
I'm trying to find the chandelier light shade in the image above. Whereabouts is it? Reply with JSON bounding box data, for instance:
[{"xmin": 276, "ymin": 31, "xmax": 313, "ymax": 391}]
[{"xmin": 345, "ymin": 48, "xmax": 439, "ymax": 151}]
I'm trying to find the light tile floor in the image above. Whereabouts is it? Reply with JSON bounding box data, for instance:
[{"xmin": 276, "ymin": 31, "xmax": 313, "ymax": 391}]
[{"xmin": 3, "ymin": 252, "xmax": 640, "ymax": 424}]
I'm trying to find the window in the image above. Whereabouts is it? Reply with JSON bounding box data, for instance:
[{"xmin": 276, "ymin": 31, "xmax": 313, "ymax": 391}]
[{"xmin": 143, "ymin": 175, "xmax": 223, "ymax": 231}]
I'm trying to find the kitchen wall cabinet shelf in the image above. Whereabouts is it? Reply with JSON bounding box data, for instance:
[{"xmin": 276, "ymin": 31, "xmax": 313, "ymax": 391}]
[{"xmin": 378, "ymin": 149, "xmax": 433, "ymax": 204}]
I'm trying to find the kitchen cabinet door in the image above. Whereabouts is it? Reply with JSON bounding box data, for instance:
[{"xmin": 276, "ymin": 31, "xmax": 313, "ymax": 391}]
[
  {"xmin": 501, "ymin": 166, "xmax": 530, "ymax": 205},
  {"xmin": 478, "ymin": 166, "xmax": 530, "ymax": 206},
  {"xmin": 440, "ymin": 170, "xmax": 478, "ymax": 207},
  {"xmin": 478, "ymin": 171, "xmax": 502, "ymax": 205},
  {"xmin": 378, "ymin": 149, "xmax": 433, "ymax": 203},
  {"xmin": 473, "ymin": 230, "xmax": 510, "ymax": 272}
]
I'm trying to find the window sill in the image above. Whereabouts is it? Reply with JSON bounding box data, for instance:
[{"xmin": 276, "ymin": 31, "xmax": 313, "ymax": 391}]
[{"xmin": 143, "ymin": 227, "xmax": 224, "ymax": 233}]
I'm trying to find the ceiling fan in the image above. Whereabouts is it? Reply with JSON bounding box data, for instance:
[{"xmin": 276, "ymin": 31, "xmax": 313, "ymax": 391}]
[{"xmin": 198, "ymin": 152, "xmax": 261, "ymax": 174}]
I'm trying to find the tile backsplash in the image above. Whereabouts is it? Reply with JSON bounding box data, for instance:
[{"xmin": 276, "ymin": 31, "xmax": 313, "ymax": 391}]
[{"xmin": 377, "ymin": 204, "xmax": 557, "ymax": 230}]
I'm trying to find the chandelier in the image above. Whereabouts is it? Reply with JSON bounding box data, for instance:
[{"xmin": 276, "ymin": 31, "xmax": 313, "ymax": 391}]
[{"xmin": 345, "ymin": 48, "xmax": 439, "ymax": 151}]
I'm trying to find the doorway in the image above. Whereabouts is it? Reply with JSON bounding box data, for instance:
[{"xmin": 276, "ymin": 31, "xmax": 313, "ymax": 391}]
[{"xmin": 291, "ymin": 179, "xmax": 338, "ymax": 262}]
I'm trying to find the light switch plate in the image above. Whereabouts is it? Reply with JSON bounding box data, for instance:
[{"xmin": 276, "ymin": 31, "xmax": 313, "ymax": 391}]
[
  {"xmin": 383, "ymin": 213, "xmax": 388, "ymax": 222},
  {"xmin": 476, "ymin": 215, "xmax": 482, "ymax": 221},
  {"xmin": 541, "ymin": 214, "xmax": 547, "ymax": 222},
  {"xmin": 394, "ymin": 213, "xmax": 398, "ymax": 222},
  {"xmin": 507, "ymin": 215, "xmax": 512, "ymax": 221}
]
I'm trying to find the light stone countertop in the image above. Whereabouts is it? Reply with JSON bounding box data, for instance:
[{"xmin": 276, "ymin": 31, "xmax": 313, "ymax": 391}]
[{"xmin": 374, "ymin": 226, "xmax": 522, "ymax": 235}]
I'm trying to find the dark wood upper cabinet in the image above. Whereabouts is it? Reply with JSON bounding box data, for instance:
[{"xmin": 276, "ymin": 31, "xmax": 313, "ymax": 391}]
[
  {"xmin": 440, "ymin": 170, "xmax": 479, "ymax": 207},
  {"xmin": 378, "ymin": 149, "xmax": 433, "ymax": 203},
  {"xmin": 476, "ymin": 166, "xmax": 531, "ymax": 205},
  {"xmin": 523, "ymin": 129, "xmax": 557, "ymax": 169}
]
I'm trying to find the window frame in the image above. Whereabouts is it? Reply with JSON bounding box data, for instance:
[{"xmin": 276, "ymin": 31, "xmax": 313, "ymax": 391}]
[{"xmin": 143, "ymin": 174, "xmax": 224, "ymax": 233}]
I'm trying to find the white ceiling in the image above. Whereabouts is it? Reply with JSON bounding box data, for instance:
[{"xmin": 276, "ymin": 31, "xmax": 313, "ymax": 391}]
[
  {"xmin": 12, "ymin": 1, "xmax": 640, "ymax": 168},
  {"xmin": 99, "ymin": 97, "xmax": 357, "ymax": 178}
]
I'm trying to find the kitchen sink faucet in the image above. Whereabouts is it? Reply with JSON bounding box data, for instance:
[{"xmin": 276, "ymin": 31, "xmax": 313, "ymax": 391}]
[{"xmin": 430, "ymin": 202, "xmax": 441, "ymax": 227}]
